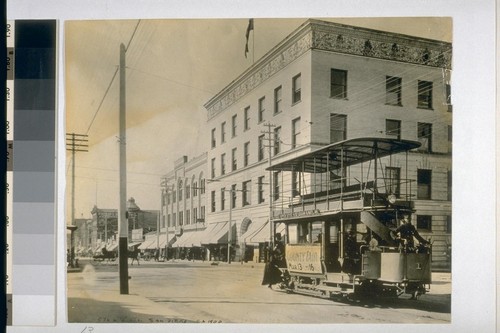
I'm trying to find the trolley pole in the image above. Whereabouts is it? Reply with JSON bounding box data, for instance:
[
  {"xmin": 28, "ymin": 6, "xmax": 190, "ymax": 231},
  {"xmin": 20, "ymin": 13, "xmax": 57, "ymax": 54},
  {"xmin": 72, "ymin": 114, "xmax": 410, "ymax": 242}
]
[{"xmin": 118, "ymin": 43, "xmax": 129, "ymax": 295}]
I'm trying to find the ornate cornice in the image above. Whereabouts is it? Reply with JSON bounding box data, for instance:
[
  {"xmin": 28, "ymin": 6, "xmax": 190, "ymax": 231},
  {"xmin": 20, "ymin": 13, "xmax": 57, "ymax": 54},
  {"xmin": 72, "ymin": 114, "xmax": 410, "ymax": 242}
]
[
  {"xmin": 311, "ymin": 20, "xmax": 452, "ymax": 69},
  {"xmin": 205, "ymin": 19, "xmax": 452, "ymax": 120}
]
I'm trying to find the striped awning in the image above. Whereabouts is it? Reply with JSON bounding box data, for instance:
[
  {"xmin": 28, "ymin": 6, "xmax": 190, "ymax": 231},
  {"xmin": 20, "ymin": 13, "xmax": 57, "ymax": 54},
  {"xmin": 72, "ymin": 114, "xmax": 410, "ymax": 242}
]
[
  {"xmin": 106, "ymin": 243, "xmax": 118, "ymax": 252},
  {"xmin": 138, "ymin": 237, "xmax": 156, "ymax": 250},
  {"xmin": 240, "ymin": 219, "xmax": 268, "ymax": 243},
  {"xmin": 247, "ymin": 222, "xmax": 286, "ymax": 244},
  {"xmin": 158, "ymin": 233, "xmax": 176, "ymax": 247},
  {"xmin": 173, "ymin": 231, "xmax": 198, "ymax": 247}
]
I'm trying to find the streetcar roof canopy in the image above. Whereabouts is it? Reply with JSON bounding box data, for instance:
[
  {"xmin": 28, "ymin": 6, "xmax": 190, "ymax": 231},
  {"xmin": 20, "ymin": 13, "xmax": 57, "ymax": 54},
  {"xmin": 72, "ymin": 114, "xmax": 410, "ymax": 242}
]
[{"xmin": 267, "ymin": 137, "xmax": 421, "ymax": 173}]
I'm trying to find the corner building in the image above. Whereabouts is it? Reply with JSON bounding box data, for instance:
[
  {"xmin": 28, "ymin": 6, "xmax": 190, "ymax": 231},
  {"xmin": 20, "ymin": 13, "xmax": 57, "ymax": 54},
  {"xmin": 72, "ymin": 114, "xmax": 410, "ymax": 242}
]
[
  {"xmin": 204, "ymin": 19, "xmax": 452, "ymax": 270},
  {"xmin": 160, "ymin": 154, "xmax": 208, "ymax": 260}
]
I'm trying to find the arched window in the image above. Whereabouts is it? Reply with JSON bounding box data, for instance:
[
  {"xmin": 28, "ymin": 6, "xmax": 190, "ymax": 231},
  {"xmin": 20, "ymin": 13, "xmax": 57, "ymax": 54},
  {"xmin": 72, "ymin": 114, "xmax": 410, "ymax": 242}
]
[
  {"xmin": 192, "ymin": 175, "xmax": 197, "ymax": 197},
  {"xmin": 178, "ymin": 179, "xmax": 183, "ymax": 201},
  {"xmin": 185, "ymin": 178, "xmax": 190, "ymax": 199},
  {"xmin": 199, "ymin": 172, "xmax": 205, "ymax": 194}
]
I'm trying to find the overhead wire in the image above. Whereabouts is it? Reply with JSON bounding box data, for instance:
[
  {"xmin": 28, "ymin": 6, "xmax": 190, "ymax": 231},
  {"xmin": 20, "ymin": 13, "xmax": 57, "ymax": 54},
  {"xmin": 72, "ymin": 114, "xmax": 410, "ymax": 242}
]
[{"xmin": 84, "ymin": 19, "xmax": 141, "ymax": 136}]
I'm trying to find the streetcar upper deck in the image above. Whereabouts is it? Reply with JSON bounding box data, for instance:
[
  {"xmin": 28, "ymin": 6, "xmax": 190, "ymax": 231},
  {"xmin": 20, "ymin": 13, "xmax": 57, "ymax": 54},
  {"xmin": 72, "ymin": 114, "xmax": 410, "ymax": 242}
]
[{"xmin": 266, "ymin": 137, "xmax": 421, "ymax": 173}]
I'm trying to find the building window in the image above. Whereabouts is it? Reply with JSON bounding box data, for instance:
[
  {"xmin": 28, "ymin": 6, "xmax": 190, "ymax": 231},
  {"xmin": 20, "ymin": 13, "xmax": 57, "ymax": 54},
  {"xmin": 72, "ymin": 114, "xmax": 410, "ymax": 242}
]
[
  {"xmin": 186, "ymin": 184, "xmax": 190, "ymax": 199},
  {"xmin": 417, "ymin": 122, "xmax": 432, "ymax": 152},
  {"xmin": 172, "ymin": 213, "xmax": 176, "ymax": 226},
  {"xmin": 172, "ymin": 190, "xmax": 176, "ymax": 203},
  {"xmin": 193, "ymin": 208, "xmax": 197, "ymax": 224},
  {"xmin": 447, "ymin": 170, "xmax": 452, "ymax": 201},
  {"xmin": 193, "ymin": 181, "xmax": 198, "ymax": 197},
  {"xmin": 221, "ymin": 188, "xmax": 225, "ymax": 211},
  {"xmin": 416, "ymin": 215, "xmax": 432, "ymax": 231},
  {"xmin": 258, "ymin": 96, "xmax": 265, "ymax": 123},
  {"xmin": 244, "ymin": 142, "xmax": 250, "ymax": 167},
  {"xmin": 274, "ymin": 86, "xmax": 282, "ymax": 115},
  {"xmin": 258, "ymin": 134, "xmax": 265, "ymax": 161},
  {"xmin": 386, "ymin": 119, "xmax": 401, "ymax": 140},
  {"xmin": 200, "ymin": 178, "xmax": 205, "ymax": 194},
  {"xmin": 178, "ymin": 180, "xmax": 183, "ymax": 201},
  {"xmin": 417, "ymin": 169, "xmax": 432, "ymax": 200},
  {"xmin": 330, "ymin": 69, "xmax": 347, "ymax": 99},
  {"xmin": 211, "ymin": 191, "xmax": 216, "ymax": 212},
  {"xmin": 448, "ymin": 125, "xmax": 452, "ymax": 153},
  {"xmin": 242, "ymin": 180, "xmax": 251, "ymax": 206},
  {"xmin": 179, "ymin": 211, "xmax": 183, "ymax": 226},
  {"xmin": 167, "ymin": 192, "xmax": 171, "ymax": 205},
  {"xmin": 211, "ymin": 128, "xmax": 216, "ymax": 148},
  {"xmin": 231, "ymin": 148, "xmax": 237, "ymax": 171},
  {"xmin": 221, "ymin": 121, "xmax": 226, "ymax": 143},
  {"xmin": 221, "ymin": 153, "xmax": 226, "ymax": 175},
  {"xmin": 386, "ymin": 76, "xmax": 402, "ymax": 106},
  {"xmin": 446, "ymin": 84, "xmax": 452, "ymax": 112},
  {"xmin": 330, "ymin": 113, "xmax": 347, "ymax": 143},
  {"xmin": 167, "ymin": 214, "xmax": 171, "ymax": 228},
  {"xmin": 386, "ymin": 167, "xmax": 401, "ymax": 196},
  {"xmin": 417, "ymin": 80, "xmax": 433, "ymax": 109},
  {"xmin": 446, "ymin": 216, "xmax": 452, "ymax": 233},
  {"xmin": 292, "ymin": 171, "xmax": 300, "ymax": 197},
  {"xmin": 292, "ymin": 117, "xmax": 301, "ymax": 148},
  {"xmin": 186, "ymin": 210, "xmax": 190, "ymax": 225},
  {"xmin": 200, "ymin": 206, "xmax": 205, "ymax": 219},
  {"xmin": 211, "ymin": 158, "xmax": 216, "ymax": 179},
  {"xmin": 274, "ymin": 126, "xmax": 281, "ymax": 155},
  {"xmin": 232, "ymin": 114, "xmax": 237, "ymax": 137},
  {"xmin": 244, "ymin": 106, "xmax": 250, "ymax": 130},
  {"xmin": 273, "ymin": 172, "xmax": 280, "ymax": 201},
  {"xmin": 231, "ymin": 184, "xmax": 237, "ymax": 209},
  {"xmin": 292, "ymin": 73, "xmax": 301, "ymax": 104},
  {"xmin": 258, "ymin": 176, "xmax": 265, "ymax": 203}
]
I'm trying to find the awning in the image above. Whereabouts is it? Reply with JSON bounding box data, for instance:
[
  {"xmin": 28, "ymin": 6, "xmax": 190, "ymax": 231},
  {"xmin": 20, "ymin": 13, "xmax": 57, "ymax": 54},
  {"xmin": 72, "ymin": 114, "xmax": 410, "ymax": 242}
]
[
  {"xmin": 128, "ymin": 241, "xmax": 142, "ymax": 248},
  {"xmin": 106, "ymin": 243, "xmax": 118, "ymax": 252},
  {"xmin": 158, "ymin": 233, "xmax": 176, "ymax": 247},
  {"xmin": 181, "ymin": 228, "xmax": 209, "ymax": 247},
  {"xmin": 138, "ymin": 237, "xmax": 156, "ymax": 250},
  {"xmin": 95, "ymin": 243, "xmax": 105, "ymax": 252},
  {"xmin": 173, "ymin": 231, "xmax": 199, "ymax": 247},
  {"xmin": 240, "ymin": 219, "xmax": 268, "ymax": 243},
  {"xmin": 203, "ymin": 222, "xmax": 237, "ymax": 245},
  {"xmin": 247, "ymin": 222, "xmax": 286, "ymax": 244},
  {"xmin": 202, "ymin": 222, "xmax": 227, "ymax": 245}
]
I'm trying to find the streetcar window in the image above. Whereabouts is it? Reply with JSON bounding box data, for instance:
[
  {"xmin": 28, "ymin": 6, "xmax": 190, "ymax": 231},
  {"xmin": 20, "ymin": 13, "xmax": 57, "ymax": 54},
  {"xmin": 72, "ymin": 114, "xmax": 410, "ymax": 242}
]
[{"xmin": 288, "ymin": 224, "xmax": 298, "ymax": 244}]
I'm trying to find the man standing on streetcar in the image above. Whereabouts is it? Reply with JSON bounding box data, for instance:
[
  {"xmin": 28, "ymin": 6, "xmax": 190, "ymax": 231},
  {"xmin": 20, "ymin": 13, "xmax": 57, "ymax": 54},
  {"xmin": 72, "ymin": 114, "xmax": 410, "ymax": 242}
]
[{"xmin": 394, "ymin": 215, "xmax": 429, "ymax": 252}]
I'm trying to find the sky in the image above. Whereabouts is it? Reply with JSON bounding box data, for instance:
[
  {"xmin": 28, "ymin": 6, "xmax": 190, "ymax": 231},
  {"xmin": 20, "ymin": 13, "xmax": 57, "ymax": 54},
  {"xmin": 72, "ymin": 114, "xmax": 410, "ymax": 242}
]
[{"xmin": 65, "ymin": 17, "xmax": 452, "ymax": 222}]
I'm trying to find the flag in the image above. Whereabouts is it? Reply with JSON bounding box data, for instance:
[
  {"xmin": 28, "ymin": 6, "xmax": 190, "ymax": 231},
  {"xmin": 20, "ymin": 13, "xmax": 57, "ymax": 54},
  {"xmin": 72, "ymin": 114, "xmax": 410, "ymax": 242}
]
[{"xmin": 245, "ymin": 19, "xmax": 254, "ymax": 58}]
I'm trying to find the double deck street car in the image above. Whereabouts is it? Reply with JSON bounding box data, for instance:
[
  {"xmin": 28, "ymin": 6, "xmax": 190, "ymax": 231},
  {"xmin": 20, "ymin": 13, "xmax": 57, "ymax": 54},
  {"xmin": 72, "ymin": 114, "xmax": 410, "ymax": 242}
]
[{"xmin": 267, "ymin": 137, "xmax": 431, "ymax": 300}]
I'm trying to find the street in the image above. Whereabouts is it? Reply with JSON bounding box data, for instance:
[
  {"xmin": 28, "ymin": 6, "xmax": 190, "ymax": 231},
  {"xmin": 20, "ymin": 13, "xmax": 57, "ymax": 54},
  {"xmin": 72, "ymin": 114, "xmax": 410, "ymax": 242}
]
[{"xmin": 68, "ymin": 258, "xmax": 451, "ymax": 324}]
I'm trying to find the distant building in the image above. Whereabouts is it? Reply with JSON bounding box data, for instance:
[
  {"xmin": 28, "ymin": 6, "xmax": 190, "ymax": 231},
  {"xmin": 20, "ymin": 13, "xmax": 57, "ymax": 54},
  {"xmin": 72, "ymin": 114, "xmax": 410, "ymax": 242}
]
[
  {"xmin": 81, "ymin": 198, "xmax": 159, "ymax": 254},
  {"xmin": 203, "ymin": 19, "xmax": 452, "ymax": 269}
]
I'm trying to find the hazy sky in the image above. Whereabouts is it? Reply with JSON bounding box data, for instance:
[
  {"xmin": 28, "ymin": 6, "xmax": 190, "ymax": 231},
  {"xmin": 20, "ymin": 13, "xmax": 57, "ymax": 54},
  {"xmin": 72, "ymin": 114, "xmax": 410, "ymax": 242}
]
[{"xmin": 65, "ymin": 17, "xmax": 452, "ymax": 221}]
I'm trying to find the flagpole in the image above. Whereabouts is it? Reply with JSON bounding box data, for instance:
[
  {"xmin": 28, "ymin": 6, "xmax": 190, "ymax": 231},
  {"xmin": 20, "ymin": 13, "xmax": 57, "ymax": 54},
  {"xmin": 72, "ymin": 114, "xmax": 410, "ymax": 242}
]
[{"xmin": 252, "ymin": 22, "xmax": 255, "ymax": 64}]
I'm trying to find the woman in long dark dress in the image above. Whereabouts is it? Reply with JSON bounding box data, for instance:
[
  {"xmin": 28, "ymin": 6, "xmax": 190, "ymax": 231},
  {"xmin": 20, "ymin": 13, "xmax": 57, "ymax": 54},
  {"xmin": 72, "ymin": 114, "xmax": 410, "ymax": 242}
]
[{"xmin": 262, "ymin": 234, "xmax": 285, "ymax": 289}]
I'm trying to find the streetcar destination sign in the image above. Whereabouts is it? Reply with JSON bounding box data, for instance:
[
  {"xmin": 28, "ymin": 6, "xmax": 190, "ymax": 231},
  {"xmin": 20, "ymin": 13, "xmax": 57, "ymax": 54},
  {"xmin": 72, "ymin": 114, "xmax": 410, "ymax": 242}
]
[{"xmin": 285, "ymin": 244, "xmax": 322, "ymax": 274}]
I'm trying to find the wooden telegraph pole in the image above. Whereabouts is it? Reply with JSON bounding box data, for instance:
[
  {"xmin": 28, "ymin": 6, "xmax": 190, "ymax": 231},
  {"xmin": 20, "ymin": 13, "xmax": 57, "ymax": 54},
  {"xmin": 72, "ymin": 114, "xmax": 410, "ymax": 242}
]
[{"xmin": 118, "ymin": 43, "xmax": 129, "ymax": 294}]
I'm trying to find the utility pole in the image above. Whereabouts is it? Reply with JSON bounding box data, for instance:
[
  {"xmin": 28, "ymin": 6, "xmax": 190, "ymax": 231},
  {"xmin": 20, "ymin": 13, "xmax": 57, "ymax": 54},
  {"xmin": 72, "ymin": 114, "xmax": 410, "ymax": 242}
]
[
  {"xmin": 262, "ymin": 122, "xmax": 276, "ymax": 257},
  {"xmin": 118, "ymin": 43, "xmax": 129, "ymax": 294},
  {"xmin": 66, "ymin": 133, "xmax": 88, "ymax": 268}
]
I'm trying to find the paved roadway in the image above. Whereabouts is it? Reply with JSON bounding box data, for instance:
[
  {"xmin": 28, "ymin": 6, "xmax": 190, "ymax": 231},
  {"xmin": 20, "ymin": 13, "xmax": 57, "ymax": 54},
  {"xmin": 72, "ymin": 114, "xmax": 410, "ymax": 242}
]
[{"xmin": 68, "ymin": 258, "xmax": 451, "ymax": 324}]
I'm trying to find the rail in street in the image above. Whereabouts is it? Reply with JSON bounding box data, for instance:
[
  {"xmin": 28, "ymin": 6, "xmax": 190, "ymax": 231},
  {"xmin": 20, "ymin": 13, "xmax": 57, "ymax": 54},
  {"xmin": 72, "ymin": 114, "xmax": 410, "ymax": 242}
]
[{"xmin": 68, "ymin": 258, "xmax": 451, "ymax": 324}]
